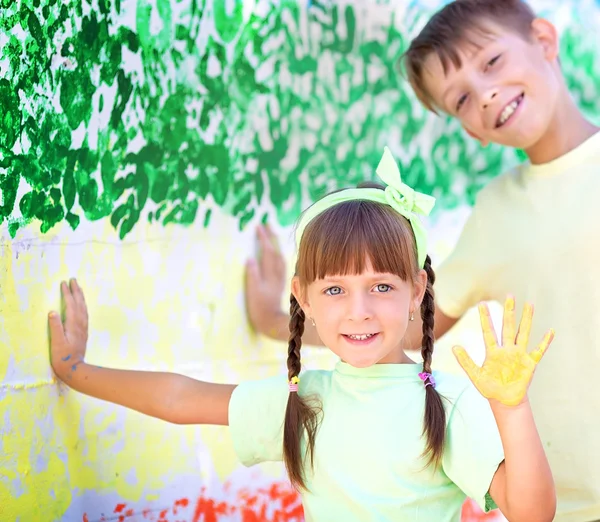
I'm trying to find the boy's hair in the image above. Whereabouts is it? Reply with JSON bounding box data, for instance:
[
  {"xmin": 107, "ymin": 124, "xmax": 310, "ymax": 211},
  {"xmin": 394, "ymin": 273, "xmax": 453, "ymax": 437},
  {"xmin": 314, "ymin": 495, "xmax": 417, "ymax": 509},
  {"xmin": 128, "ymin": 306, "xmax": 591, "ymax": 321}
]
[
  {"xmin": 402, "ymin": 0, "xmax": 537, "ymax": 112},
  {"xmin": 283, "ymin": 184, "xmax": 446, "ymax": 490}
]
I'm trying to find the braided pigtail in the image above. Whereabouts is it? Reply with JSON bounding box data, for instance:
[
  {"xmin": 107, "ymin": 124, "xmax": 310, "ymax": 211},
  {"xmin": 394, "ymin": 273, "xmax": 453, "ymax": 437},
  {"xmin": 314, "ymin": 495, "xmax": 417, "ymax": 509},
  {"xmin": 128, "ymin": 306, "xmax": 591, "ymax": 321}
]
[
  {"xmin": 419, "ymin": 255, "xmax": 446, "ymax": 468},
  {"xmin": 282, "ymin": 293, "xmax": 320, "ymax": 490}
]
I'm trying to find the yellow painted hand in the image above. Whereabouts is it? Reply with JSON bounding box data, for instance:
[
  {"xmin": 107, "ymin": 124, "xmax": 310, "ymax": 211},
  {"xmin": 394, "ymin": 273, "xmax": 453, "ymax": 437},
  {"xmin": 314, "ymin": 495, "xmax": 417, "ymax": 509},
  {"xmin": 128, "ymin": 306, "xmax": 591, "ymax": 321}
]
[{"xmin": 452, "ymin": 297, "xmax": 554, "ymax": 407}]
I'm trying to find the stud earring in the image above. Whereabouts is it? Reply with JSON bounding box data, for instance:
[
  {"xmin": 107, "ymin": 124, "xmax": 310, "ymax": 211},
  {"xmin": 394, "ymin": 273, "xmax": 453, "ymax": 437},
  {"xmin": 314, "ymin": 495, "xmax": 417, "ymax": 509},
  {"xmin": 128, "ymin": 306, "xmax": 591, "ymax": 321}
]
[{"xmin": 410, "ymin": 311, "xmax": 414, "ymax": 321}]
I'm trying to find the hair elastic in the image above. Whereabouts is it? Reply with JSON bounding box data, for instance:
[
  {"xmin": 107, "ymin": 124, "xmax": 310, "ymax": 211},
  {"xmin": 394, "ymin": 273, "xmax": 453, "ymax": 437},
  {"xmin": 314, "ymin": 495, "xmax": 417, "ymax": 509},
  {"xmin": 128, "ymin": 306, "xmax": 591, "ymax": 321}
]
[
  {"xmin": 418, "ymin": 372, "xmax": 436, "ymax": 388},
  {"xmin": 289, "ymin": 375, "xmax": 299, "ymax": 392}
]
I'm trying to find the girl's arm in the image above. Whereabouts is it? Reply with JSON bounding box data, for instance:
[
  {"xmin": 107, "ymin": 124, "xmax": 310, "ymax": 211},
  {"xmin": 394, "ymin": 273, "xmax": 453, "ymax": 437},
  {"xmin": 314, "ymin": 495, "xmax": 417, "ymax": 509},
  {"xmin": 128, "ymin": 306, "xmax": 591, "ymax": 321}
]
[
  {"xmin": 453, "ymin": 297, "xmax": 556, "ymax": 522},
  {"xmin": 49, "ymin": 279, "xmax": 234, "ymax": 425},
  {"xmin": 487, "ymin": 399, "xmax": 555, "ymax": 522}
]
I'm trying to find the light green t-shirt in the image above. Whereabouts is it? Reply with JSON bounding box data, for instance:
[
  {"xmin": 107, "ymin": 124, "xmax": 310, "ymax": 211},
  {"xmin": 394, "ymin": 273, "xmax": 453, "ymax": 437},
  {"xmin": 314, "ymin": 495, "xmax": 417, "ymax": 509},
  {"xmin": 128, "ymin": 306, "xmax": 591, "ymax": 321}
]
[{"xmin": 229, "ymin": 361, "xmax": 504, "ymax": 522}]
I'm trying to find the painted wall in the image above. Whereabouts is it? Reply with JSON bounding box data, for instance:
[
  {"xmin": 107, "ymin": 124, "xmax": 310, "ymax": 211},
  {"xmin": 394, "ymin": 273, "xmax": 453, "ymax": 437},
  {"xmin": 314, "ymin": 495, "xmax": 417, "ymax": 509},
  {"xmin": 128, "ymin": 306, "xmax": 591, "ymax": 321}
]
[{"xmin": 1, "ymin": 0, "xmax": 599, "ymax": 521}]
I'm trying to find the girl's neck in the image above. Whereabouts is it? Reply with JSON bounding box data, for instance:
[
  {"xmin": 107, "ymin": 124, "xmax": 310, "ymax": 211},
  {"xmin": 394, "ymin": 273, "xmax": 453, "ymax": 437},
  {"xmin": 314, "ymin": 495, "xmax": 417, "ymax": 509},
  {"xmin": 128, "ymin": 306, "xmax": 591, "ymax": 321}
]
[{"xmin": 375, "ymin": 347, "xmax": 418, "ymax": 365}]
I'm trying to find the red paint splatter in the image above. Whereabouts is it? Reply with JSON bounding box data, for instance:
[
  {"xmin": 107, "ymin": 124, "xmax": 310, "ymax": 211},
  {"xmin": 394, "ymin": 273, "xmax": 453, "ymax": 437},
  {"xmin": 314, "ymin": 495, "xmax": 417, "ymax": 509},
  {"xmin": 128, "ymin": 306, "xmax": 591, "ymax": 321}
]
[
  {"xmin": 173, "ymin": 498, "xmax": 189, "ymax": 514},
  {"xmin": 82, "ymin": 515, "xmax": 89, "ymax": 522},
  {"xmin": 95, "ymin": 483, "xmax": 499, "ymax": 522},
  {"xmin": 192, "ymin": 495, "xmax": 231, "ymax": 522}
]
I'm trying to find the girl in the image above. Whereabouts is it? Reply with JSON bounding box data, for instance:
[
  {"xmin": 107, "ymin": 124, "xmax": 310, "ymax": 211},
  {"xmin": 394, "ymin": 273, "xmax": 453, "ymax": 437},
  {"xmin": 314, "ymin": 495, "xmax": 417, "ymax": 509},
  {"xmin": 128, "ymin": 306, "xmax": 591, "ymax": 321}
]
[{"xmin": 49, "ymin": 148, "xmax": 555, "ymax": 522}]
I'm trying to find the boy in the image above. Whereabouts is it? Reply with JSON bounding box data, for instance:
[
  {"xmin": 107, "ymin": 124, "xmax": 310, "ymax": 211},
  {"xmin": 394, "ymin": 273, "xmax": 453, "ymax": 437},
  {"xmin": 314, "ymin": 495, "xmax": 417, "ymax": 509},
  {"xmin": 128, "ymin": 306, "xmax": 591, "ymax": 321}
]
[{"xmin": 245, "ymin": 1, "xmax": 600, "ymax": 521}]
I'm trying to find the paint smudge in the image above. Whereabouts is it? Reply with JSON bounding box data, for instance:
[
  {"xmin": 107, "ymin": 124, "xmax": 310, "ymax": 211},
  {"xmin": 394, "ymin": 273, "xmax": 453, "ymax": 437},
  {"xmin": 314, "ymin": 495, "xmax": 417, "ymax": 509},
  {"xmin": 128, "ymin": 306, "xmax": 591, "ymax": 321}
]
[
  {"xmin": 81, "ymin": 486, "xmax": 500, "ymax": 522},
  {"xmin": 61, "ymin": 354, "xmax": 72, "ymax": 361}
]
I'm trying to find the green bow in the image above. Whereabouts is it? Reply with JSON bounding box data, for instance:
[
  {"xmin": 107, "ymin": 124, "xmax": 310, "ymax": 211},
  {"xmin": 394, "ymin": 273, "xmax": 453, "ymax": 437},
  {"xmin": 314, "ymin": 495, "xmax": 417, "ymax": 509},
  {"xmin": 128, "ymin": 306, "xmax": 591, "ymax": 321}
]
[
  {"xmin": 376, "ymin": 146, "xmax": 435, "ymax": 218},
  {"xmin": 295, "ymin": 146, "xmax": 435, "ymax": 268}
]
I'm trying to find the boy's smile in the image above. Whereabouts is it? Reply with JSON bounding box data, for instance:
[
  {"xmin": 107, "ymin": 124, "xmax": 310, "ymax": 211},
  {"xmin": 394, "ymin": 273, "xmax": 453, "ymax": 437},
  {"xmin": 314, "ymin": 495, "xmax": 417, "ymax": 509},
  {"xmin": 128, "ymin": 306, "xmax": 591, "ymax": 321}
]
[{"xmin": 421, "ymin": 19, "xmax": 561, "ymax": 152}]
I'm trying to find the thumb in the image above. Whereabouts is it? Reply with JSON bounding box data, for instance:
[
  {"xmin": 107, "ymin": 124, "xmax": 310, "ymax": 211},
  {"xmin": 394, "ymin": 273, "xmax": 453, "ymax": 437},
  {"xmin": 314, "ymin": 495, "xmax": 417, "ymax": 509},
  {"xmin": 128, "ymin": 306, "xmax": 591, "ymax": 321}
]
[
  {"xmin": 245, "ymin": 259, "xmax": 260, "ymax": 291},
  {"xmin": 452, "ymin": 345, "xmax": 480, "ymax": 381},
  {"xmin": 48, "ymin": 312, "xmax": 66, "ymax": 345}
]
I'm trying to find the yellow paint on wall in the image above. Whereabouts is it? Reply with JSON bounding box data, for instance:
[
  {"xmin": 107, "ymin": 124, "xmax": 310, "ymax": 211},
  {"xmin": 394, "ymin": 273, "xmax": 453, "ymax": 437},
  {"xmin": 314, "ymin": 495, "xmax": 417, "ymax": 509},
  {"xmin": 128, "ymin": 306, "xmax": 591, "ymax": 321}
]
[{"xmin": 1, "ymin": 210, "xmax": 304, "ymax": 521}]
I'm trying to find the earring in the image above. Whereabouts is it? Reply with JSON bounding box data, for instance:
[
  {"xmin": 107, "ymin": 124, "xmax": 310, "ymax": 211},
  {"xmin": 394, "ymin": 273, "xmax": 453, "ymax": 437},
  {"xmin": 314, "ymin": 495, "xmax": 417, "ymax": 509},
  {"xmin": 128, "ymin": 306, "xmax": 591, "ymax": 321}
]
[
  {"xmin": 410, "ymin": 311, "xmax": 414, "ymax": 322},
  {"xmin": 310, "ymin": 317, "xmax": 316, "ymax": 327}
]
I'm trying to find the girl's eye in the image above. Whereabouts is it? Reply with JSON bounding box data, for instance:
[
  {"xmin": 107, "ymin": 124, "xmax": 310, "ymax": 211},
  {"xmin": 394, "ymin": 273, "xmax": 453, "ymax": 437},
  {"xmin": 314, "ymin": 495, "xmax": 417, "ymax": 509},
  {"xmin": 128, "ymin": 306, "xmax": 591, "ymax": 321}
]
[
  {"xmin": 456, "ymin": 94, "xmax": 467, "ymax": 111},
  {"xmin": 374, "ymin": 284, "xmax": 391, "ymax": 293},
  {"xmin": 325, "ymin": 286, "xmax": 342, "ymax": 296}
]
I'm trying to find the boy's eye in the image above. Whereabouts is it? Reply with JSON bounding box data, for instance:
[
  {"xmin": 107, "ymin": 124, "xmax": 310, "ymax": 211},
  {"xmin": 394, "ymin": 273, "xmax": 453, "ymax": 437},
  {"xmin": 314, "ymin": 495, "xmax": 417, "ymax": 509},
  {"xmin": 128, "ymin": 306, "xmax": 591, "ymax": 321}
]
[
  {"xmin": 486, "ymin": 55, "xmax": 501, "ymax": 68},
  {"xmin": 456, "ymin": 94, "xmax": 467, "ymax": 111},
  {"xmin": 374, "ymin": 284, "xmax": 391, "ymax": 293},
  {"xmin": 325, "ymin": 286, "xmax": 342, "ymax": 296}
]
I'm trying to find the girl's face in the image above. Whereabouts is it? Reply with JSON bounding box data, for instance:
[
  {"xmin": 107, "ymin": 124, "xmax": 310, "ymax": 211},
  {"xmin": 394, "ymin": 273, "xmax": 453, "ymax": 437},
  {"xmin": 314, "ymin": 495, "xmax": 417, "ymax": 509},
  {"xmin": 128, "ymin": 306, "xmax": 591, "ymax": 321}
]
[{"xmin": 293, "ymin": 258, "xmax": 426, "ymax": 367}]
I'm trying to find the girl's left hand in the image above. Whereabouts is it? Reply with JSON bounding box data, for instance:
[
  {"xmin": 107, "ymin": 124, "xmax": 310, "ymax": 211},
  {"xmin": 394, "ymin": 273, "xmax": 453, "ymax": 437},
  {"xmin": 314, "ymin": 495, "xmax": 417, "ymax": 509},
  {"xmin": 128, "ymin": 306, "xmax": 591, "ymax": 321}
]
[
  {"xmin": 48, "ymin": 279, "xmax": 89, "ymax": 381},
  {"xmin": 452, "ymin": 296, "xmax": 554, "ymax": 407}
]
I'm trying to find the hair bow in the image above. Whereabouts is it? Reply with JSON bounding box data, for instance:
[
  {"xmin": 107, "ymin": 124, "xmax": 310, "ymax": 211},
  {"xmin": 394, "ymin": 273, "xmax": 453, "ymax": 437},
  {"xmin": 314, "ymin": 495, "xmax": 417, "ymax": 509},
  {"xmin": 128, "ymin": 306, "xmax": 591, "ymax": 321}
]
[{"xmin": 295, "ymin": 147, "xmax": 435, "ymax": 268}]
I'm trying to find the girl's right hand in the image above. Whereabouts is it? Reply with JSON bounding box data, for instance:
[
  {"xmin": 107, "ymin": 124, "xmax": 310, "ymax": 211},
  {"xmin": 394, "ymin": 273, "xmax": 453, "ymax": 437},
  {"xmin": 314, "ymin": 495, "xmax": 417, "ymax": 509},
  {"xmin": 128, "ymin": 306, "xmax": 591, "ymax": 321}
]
[
  {"xmin": 452, "ymin": 296, "xmax": 554, "ymax": 407},
  {"xmin": 48, "ymin": 279, "xmax": 89, "ymax": 381}
]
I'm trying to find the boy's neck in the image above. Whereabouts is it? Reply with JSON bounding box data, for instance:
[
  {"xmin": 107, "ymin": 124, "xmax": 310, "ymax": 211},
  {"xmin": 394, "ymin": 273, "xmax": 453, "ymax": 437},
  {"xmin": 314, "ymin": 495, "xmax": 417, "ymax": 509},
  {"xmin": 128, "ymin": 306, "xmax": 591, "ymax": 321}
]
[{"xmin": 524, "ymin": 89, "xmax": 599, "ymax": 165}]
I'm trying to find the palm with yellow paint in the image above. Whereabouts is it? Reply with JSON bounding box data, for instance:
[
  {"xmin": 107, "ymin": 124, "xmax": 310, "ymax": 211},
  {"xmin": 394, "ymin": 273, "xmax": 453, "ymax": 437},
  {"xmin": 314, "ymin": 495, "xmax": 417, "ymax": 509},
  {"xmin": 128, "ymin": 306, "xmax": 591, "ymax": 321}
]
[{"xmin": 453, "ymin": 297, "xmax": 554, "ymax": 407}]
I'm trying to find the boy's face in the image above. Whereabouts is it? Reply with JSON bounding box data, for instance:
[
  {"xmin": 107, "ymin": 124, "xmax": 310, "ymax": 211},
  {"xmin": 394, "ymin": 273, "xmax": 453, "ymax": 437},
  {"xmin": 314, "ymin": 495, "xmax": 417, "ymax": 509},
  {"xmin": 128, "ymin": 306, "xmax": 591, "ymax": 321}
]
[{"xmin": 421, "ymin": 19, "xmax": 561, "ymax": 150}]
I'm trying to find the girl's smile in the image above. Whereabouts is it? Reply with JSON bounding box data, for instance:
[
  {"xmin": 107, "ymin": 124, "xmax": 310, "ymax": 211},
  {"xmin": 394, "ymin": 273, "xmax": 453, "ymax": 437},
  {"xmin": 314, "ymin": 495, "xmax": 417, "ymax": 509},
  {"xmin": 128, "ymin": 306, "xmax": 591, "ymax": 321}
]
[{"xmin": 294, "ymin": 260, "xmax": 426, "ymax": 368}]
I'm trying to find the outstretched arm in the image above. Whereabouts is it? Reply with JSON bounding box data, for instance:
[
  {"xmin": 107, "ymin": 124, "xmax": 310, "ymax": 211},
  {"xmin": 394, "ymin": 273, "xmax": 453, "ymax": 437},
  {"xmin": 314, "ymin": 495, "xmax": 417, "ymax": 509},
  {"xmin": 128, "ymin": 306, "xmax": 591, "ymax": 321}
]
[
  {"xmin": 454, "ymin": 298, "xmax": 555, "ymax": 522},
  {"xmin": 49, "ymin": 280, "xmax": 234, "ymax": 425}
]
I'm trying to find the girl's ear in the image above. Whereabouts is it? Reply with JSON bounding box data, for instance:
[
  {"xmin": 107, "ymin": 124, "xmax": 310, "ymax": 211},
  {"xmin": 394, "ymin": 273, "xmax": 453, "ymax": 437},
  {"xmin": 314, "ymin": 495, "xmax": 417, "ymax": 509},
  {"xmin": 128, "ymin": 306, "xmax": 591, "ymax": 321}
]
[
  {"xmin": 412, "ymin": 269, "xmax": 427, "ymax": 312},
  {"xmin": 291, "ymin": 277, "xmax": 312, "ymax": 318}
]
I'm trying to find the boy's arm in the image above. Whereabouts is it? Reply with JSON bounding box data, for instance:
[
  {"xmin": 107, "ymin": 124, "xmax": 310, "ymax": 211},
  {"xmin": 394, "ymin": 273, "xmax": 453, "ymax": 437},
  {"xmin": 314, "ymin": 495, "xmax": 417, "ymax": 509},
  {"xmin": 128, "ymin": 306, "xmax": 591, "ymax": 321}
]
[
  {"xmin": 403, "ymin": 305, "xmax": 459, "ymax": 351},
  {"xmin": 49, "ymin": 280, "xmax": 234, "ymax": 426},
  {"xmin": 245, "ymin": 224, "xmax": 323, "ymax": 345}
]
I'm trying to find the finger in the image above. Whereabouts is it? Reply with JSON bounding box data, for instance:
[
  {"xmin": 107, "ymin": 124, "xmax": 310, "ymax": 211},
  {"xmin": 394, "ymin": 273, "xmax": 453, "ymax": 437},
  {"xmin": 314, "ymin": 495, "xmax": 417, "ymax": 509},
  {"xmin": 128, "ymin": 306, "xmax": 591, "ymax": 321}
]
[
  {"xmin": 245, "ymin": 259, "xmax": 260, "ymax": 293},
  {"xmin": 48, "ymin": 311, "xmax": 66, "ymax": 345},
  {"xmin": 263, "ymin": 223, "xmax": 279, "ymax": 247},
  {"xmin": 502, "ymin": 295, "xmax": 516, "ymax": 347},
  {"xmin": 70, "ymin": 278, "xmax": 84, "ymax": 309},
  {"xmin": 516, "ymin": 302, "xmax": 534, "ymax": 350},
  {"xmin": 478, "ymin": 302, "xmax": 498, "ymax": 350},
  {"xmin": 61, "ymin": 281, "xmax": 75, "ymax": 317},
  {"xmin": 452, "ymin": 345, "xmax": 481, "ymax": 381},
  {"xmin": 530, "ymin": 328, "xmax": 554, "ymax": 364},
  {"xmin": 70, "ymin": 279, "xmax": 89, "ymax": 328},
  {"xmin": 256, "ymin": 225, "xmax": 274, "ymax": 271}
]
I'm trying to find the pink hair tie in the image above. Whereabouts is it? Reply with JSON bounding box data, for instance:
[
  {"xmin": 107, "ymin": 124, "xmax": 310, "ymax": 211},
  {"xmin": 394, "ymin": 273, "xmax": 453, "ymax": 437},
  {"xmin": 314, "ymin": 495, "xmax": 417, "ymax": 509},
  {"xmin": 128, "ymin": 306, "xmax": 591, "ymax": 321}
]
[
  {"xmin": 418, "ymin": 372, "xmax": 436, "ymax": 388},
  {"xmin": 289, "ymin": 376, "xmax": 299, "ymax": 392}
]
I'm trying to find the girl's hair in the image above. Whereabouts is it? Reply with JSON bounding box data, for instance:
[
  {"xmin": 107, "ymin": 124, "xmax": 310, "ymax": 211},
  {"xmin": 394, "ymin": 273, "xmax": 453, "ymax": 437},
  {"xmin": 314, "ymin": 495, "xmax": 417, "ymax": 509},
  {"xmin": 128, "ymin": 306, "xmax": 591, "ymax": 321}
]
[{"xmin": 283, "ymin": 183, "xmax": 446, "ymax": 490}]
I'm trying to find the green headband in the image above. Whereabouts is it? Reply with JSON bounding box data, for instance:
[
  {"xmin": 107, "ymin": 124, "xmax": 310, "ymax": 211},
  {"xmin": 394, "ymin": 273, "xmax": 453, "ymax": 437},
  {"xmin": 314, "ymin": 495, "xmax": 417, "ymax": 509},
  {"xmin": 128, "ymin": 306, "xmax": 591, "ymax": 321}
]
[{"xmin": 295, "ymin": 146, "xmax": 436, "ymax": 268}]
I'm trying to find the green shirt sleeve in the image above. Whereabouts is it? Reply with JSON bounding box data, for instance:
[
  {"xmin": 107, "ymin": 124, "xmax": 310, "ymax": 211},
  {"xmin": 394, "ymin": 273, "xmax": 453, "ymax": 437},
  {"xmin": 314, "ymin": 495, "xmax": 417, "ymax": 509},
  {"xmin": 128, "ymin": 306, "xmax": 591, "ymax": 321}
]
[
  {"xmin": 442, "ymin": 383, "xmax": 505, "ymax": 512},
  {"xmin": 228, "ymin": 375, "xmax": 289, "ymax": 466}
]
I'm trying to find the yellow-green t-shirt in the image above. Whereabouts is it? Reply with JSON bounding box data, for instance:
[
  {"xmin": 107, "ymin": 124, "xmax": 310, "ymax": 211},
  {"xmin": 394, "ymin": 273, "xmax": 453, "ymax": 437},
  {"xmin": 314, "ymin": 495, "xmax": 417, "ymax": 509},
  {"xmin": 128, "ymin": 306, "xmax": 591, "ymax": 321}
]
[
  {"xmin": 435, "ymin": 131, "xmax": 600, "ymax": 522},
  {"xmin": 229, "ymin": 362, "xmax": 504, "ymax": 521}
]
